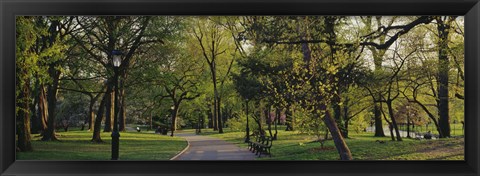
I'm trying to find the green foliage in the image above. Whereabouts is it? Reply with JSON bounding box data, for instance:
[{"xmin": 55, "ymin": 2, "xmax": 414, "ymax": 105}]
[
  {"xmin": 224, "ymin": 111, "xmax": 256, "ymax": 132},
  {"xmin": 349, "ymin": 114, "xmax": 369, "ymax": 134}
]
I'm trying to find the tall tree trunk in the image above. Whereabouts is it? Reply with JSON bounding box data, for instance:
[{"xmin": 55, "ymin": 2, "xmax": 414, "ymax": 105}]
[
  {"xmin": 119, "ymin": 88, "xmax": 126, "ymax": 132},
  {"xmin": 213, "ymin": 96, "xmax": 218, "ymax": 131},
  {"xmin": 38, "ymin": 84, "xmax": 48, "ymax": 133},
  {"xmin": 119, "ymin": 73, "xmax": 127, "ymax": 132},
  {"xmin": 217, "ymin": 95, "xmax": 223, "ymax": 133},
  {"xmin": 273, "ymin": 107, "xmax": 279, "ymax": 140},
  {"xmin": 369, "ymin": 16, "xmax": 388, "ymax": 138},
  {"xmin": 88, "ymin": 97, "xmax": 96, "ymax": 131},
  {"xmin": 209, "ymin": 60, "xmax": 218, "ymax": 131},
  {"xmin": 92, "ymin": 85, "xmax": 110, "ymax": 142},
  {"xmin": 170, "ymin": 103, "xmax": 179, "ymax": 137},
  {"xmin": 333, "ymin": 91, "xmax": 345, "ymax": 137},
  {"xmin": 17, "ymin": 79, "xmax": 33, "ymax": 152},
  {"xmin": 285, "ymin": 104, "xmax": 294, "ymax": 131},
  {"xmin": 92, "ymin": 91, "xmax": 108, "ymax": 142},
  {"xmin": 374, "ymin": 103, "xmax": 385, "ymax": 137},
  {"xmin": 387, "ymin": 101, "xmax": 402, "ymax": 141},
  {"xmin": 300, "ymin": 17, "xmax": 352, "ymax": 160},
  {"xmin": 414, "ymin": 99, "xmax": 443, "ymax": 136},
  {"xmin": 30, "ymin": 86, "xmax": 40, "ymax": 134},
  {"xmin": 380, "ymin": 106, "xmax": 396, "ymax": 141},
  {"xmin": 104, "ymin": 91, "xmax": 113, "ymax": 132},
  {"xmin": 265, "ymin": 107, "xmax": 273, "ymax": 137},
  {"xmin": 341, "ymin": 98, "xmax": 349, "ymax": 138},
  {"xmin": 323, "ymin": 110, "xmax": 352, "ymax": 160},
  {"xmin": 254, "ymin": 101, "xmax": 264, "ymax": 135},
  {"xmin": 207, "ymin": 107, "xmax": 213, "ymax": 128},
  {"xmin": 436, "ymin": 17, "xmax": 452, "ymax": 138},
  {"xmin": 388, "ymin": 123, "xmax": 395, "ymax": 141},
  {"xmin": 42, "ymin": 65, "xmax": 60, "ymax": 141},
  {"xmin": 343, "ymin": 106, "xmax": 349, "ymax": 138}
]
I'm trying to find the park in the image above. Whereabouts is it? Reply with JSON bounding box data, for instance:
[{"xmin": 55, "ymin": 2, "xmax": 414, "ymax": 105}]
[{"xmin": 16, "ymin": 16, "xmax": 464, "ymax": 160}]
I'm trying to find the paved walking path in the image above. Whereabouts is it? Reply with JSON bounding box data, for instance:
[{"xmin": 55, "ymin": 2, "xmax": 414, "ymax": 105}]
[{"xmin": 172, "ymin": 133, "xmax": 256, "ymax": 160}]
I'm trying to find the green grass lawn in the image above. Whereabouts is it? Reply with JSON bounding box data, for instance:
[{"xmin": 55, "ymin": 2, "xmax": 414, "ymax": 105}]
[
  {"xmin": 198, "ymin": 128, "xmax": 464, "ymax": 160},
  {"xmin": 17, "ymin": 129, "xmax": 187, "ymax": 160}
]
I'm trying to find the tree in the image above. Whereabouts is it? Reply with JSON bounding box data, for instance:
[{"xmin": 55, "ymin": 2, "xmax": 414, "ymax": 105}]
[
  {"xmin": 154, "ymin": 46, "xmax": 203, "ymax": 137},
  {"xmin": 435, "ymin": 16, "xmax": 457, "ymax": 138},
  {"xmin": 401, "ymin": 16, "xmax": 462, "ymax": 138},
  {"xmin": 242, "ymin": 16, "xmax": 354, "ymax": 160},
  {"xmin": 191, "ymin": 17, "xmax": 236, "ymax": 133},
  {"xmin": 36, "ymin": 17, "xmax": 73, "ymax": 141},
  {"xmin": 71, "ymin": 16, "xmax": 153, "ymax": 141},
  {"xmin": 16, "ymin": 17, "xmax": 37, "ymax": 151},
  {"xmin": 360, "ymin": 16, "xmax": 397, "ymax": 137}
]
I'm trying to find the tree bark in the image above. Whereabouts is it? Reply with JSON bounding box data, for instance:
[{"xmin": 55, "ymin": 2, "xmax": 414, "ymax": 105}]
[
  {"xmin": 170, "ymin": 103, "xmax": 180, "ymax": 137},
  {"xmin": 41, "ymin": 64, "xmax": 61, "ymax": 141},
  {"xmin": 265, "ymin": 107, "xmax": 273, "ymax": 137},
  {"xmin": 119, "ymin": 88, "xmax": 126, "ymax": 132},
  {"xmin": 207, "ymin": 107, "xmax": 213, "ymax": 128},
  {"xmin": 388, "ymin": 123, "xmax": 395, "ymax": 141},
  {"xmin": 38, "ymin": 84, "xmax": 48, "ymax": 134},
  {"xmin": 30, "ymin": 84, "xmax": 41, "ymax": 134},
  {"xmin": 217, "ymin": 95, "xmax": 223, "ymax": 133},
  {"xmin": 88, "ymin": 98, "xmax": 95, "ymax": 131},
  {"xmin": 333, "ymin": 95, "xmax": 345, "ymax": 137},
  {"xmin": 373, "ymin": 103, "xmax": 385, "ymax": 137},
  {"xmin": 119, "ymin": 73, "xmax": 127, "ymax": 132},
  {"xmin": 213, "ymin": 96, "xmax": 218, "ymax": 131},
  {"xmin": 273, "ymin": 107, "xmax": 279, "ymax": 140},
  {"xmin": 92, "ymin": 91, "xmax": 108, "ymax": 142},
  {"xmin": 17, "ymin": 79, "xmax": 33, "ymax": 152},
  {"xmin": 436, "ymin": 17, "xmax": 452, "ymax": 138},
  {"xmin": 342, "ymin": 104, "xmax": 349, "ymax": 138},
  {"xmin": 323, "ymin": 110, "xmax": 352, "ymax": 160},
  {"xmin": 387, "ymin": 101, "xmax": 402, "ymax": 141},
  {"xmin": 285, "ymin": 104, "xmax": 294, "ymax": 131},
  {"xmin": 299, "ymin": 17, "xmax": 352, "ymax": 160},
  {"xmin": 104, "ymin": 91, "xmax": 113, "ymax": 132},
  {"xmin": 413, "ymin": 99, "xmax": 443, "ymax": 137}
]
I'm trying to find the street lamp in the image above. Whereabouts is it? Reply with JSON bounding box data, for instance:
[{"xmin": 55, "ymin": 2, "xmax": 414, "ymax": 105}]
[
  {"xmin": 111, "ymin": 50, "xmax": 122, "ymax": 160},
  {"xmin": 244, "ymin": 99, "xmax": 250, "ymax": 143}
]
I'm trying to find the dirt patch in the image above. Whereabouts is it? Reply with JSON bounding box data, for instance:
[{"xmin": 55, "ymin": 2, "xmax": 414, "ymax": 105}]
[
  {"xmin": 413, "ymin": 138, "xmax": 464, "ymax": 160},
  {"xmin": 310, "ymin": 146, "xmax": 335, "ymax": 152}
]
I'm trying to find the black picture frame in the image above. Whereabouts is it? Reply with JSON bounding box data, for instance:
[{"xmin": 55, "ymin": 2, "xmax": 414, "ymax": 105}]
[{"xmin": 1, "ymin": 0, "xmax": 479, "ymax": 175}]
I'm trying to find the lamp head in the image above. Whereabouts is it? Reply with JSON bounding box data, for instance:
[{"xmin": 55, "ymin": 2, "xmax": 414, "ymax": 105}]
[{"xmin": 112, "ymin": 50, "xmax": 123, "ymax": 67}]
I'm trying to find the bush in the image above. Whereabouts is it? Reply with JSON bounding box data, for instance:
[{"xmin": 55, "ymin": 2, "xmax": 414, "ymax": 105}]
[{"xmin": 225, "ymin": 112, "xmax": 256, "ymax": 132}]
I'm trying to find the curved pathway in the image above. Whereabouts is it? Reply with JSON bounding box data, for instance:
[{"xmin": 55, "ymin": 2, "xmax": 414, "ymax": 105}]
[{"xmin": 172, "ymin": 133, "xmax": 256, "ymax": 160}]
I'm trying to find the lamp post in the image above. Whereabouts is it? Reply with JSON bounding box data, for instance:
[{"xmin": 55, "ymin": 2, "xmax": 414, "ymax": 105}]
[
  {"xmin": 111, "ymin": 50, "xmax": 122, "ymax": 160},
  {"xmin": 244, "ymin": 99, "xmax": 250, "ymax": 143}
]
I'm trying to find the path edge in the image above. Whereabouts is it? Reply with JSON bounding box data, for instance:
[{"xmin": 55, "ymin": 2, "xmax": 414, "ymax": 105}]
[{"xmin": 169, "ymin": 136, "xmax": 191, "ymax": 160}]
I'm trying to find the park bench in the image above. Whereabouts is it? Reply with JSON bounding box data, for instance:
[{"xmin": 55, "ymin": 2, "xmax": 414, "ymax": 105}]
[{"xmin": 248, "ymin": 135, "xmax": 273, "ymax": 157}]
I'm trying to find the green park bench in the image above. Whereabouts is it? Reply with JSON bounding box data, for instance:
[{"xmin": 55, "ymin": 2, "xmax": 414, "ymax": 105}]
[{"xmin": 248, "ymin": 135, "xmax": 273, "ymax": 157}]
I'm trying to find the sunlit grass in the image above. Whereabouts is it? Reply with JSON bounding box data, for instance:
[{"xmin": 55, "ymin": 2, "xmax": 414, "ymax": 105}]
[
  {"xmin": 199, "ymin": 128, "xmax": 464, "ymax": 160},
  {"xmin": 17, "ymin": 129, "xmax": 187, "ymax": 160}
]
